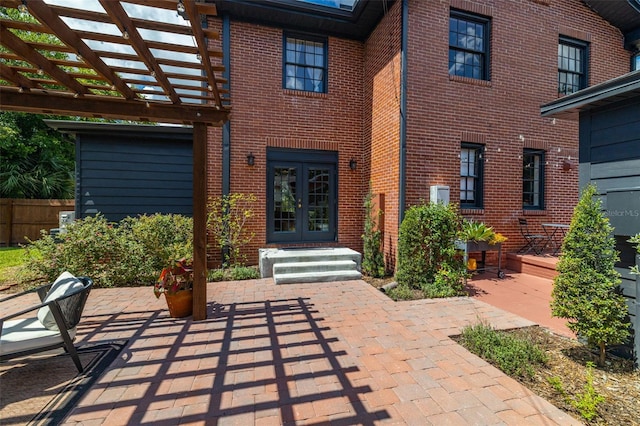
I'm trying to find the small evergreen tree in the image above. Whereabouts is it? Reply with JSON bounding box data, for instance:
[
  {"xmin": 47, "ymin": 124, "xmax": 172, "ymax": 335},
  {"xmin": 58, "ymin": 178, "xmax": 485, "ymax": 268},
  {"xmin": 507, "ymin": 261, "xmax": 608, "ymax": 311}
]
[
  {"xmin": 551, "ymin": 184, "xmax": 631, "ymax": 366},
  {"xmin": 361, "ymin": 189, "xmax": 385, "ymax": 278}
]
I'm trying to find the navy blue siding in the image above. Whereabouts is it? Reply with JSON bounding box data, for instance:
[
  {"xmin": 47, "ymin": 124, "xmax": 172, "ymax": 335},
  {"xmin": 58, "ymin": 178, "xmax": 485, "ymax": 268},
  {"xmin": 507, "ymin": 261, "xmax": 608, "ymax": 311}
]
[
  {"xmin": 77, "ymin": 132, "xmax": 193, "ymax": 222},
  {"xmin": 579, "ymin": 97, "xmax": 640, "ymax": 164}
]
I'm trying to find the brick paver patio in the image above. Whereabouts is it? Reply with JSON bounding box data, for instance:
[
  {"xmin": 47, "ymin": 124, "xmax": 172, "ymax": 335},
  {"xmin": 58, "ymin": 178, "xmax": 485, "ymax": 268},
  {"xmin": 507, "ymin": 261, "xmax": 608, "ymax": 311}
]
[{"xmin": 33, "ymin": 277, "xmax": 581, "ymax": 425}]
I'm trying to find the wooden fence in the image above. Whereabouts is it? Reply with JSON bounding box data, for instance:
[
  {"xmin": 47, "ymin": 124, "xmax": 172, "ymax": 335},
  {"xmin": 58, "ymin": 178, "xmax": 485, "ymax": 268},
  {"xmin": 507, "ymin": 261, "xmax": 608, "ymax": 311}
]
[{"xmin": 0, "ymin": 199, "xmax": 75, "ymax": 246}]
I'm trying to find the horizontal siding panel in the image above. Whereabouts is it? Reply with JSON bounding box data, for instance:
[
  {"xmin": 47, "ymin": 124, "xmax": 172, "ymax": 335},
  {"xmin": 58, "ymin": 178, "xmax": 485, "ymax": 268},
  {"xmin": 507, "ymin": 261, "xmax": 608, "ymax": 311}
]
[
  {"xmin": 81, "ymin": 198, "xmax": 192, "ymax": 207},
  {"xmin": 591, "ymin": 176, "xmax": 640, "ymax": 196},
  {"xmin": 81, "ymin": 188, "xmax": 192, "ymax": 198},
  {"xmin": 590, "ymin": 158, "xmax": 640, "ymax": 179},
  {"xmin": 590, "ymin": 100, "xmax": 640, "ymax": 131},
  {"xmin": 77, "ymin": 130, "xmax": 193, "ymax": 222},
  {"xmin": 591, "ymin": 122, "xmax": 640, "ymax": 147},
  {"xmin": 80, "ymin": 153, "xmax": 192, "ymax": 167},
  {"xmin": 591, "ymin": 141, "xmax": 640, "ymax": 163},
  {"xmin": 81, "ymin": 169, "xmax": 192, "ymax": 181}
]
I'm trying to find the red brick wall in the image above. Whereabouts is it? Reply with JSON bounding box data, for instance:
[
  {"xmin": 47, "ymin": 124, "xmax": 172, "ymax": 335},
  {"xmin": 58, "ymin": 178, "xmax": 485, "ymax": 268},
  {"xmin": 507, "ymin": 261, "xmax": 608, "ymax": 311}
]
[
  {"xmin": 364, "ymin": 1, "xmax": 403, "ymax": 272},
  {"xmin": 206, "ymin": 19, "xmax": 366, "ymax": 266},
  {"xmin": 206, "ymin": 0, "xmax": 630, "ymax": 269},
  {"xmin": 403, "ymin": 0, "xmax": 630, "ymax": 254}
]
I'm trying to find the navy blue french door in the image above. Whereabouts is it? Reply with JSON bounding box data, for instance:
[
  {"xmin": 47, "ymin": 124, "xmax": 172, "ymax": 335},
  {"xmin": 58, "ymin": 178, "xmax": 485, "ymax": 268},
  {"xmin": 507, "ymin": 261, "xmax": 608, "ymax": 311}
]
[{"xmin": 267, "ymin": 149, "xmax": 337, "ymax": 243}]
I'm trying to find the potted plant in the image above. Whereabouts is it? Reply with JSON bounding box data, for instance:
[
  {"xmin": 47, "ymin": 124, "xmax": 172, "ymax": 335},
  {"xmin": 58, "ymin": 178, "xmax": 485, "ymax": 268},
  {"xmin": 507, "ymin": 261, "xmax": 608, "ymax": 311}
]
[
  {"xmin": 154, "ymin": 258, "xmax": 194, "ymax": 318},
  {"xmin": 459, "ymin": 220, "xmax": 507, "ymax": 252}
]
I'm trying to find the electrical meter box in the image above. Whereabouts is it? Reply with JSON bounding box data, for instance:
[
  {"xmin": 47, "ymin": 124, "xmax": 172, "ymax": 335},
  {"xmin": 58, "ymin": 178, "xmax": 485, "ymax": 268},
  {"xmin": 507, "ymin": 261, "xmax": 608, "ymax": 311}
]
[
  {"xmin": 59, "ymin": 211, "xmax": 75, "ymax": 230},
  {"xmin": 430, "ymin": 185, "xmax": 450, "ymax": 205}
]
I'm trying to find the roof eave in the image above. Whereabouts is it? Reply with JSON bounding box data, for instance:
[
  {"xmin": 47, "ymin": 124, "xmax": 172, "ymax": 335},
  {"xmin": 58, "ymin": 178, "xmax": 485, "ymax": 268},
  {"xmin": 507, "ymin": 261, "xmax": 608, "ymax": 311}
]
[{"xmin": 540, "ymin": 70, "xmax": 640, "ymax": 120}]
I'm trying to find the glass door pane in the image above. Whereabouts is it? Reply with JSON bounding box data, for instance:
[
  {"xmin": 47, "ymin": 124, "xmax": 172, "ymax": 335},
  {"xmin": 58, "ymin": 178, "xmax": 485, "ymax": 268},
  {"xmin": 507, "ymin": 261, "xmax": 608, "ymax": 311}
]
[
  {"xmin": 273, "ymin": 167, "xmax": 298, "ymax": 233},
  {"xmin": 306, "ymin": 167, "xmax": 330, "ymax": 233}
]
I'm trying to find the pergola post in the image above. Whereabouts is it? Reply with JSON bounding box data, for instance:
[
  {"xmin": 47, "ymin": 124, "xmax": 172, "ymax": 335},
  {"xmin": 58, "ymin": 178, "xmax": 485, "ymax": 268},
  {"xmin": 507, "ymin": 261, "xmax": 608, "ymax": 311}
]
[{"xmin": 193, "ymin": 122, "xmax": 208, "ymax": 321}]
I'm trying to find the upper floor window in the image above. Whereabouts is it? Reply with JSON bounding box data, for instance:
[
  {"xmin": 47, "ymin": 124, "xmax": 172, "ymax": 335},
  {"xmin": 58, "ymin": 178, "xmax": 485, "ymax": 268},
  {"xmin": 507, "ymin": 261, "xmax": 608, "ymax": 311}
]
[
  {"xmin": 523, "ymin": 149, "xmax": 545, "ymax": 210},
  {"xmin": 632, "ymin": 52, "xmax": 640, "ymax": 72},
  {"xmin": 284, "ymin": 34, "xmax": 327, "ymax": 93},
  {"xmin": 558, "ymin": 36, "xmax": 588, "ymax": 95},
  {"xmin": 460, "ymin": 143, "xmax": 484, "ymax": 208},
  {"xmin": 449, "ymin": 10, "xmax": 490, "ymax": 80}
]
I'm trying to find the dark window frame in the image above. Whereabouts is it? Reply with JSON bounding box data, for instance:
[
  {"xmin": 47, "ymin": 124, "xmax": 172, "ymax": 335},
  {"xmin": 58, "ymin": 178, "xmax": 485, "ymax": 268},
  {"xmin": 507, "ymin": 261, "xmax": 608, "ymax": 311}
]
[
  {"xmin": 448, "ymin": 9, "xmax": 491, "ymax": 81},
  {"xmin": 460, "ymin": 143, "xmax": 484, "ymax": 209},
  {"xmin": 522, "ymin": 149, "xmax": 545, "ymax": 210},
  {"xmin": 282, "ymin": 32, "xmax": 328, "ymax": 93},
  {"xmin": 558, "ymin": 36, "xmax": 589, "ymax": 96},
  {"xmin": 632, "ymin": 51, "xmax": 640, "ymax": 72}
]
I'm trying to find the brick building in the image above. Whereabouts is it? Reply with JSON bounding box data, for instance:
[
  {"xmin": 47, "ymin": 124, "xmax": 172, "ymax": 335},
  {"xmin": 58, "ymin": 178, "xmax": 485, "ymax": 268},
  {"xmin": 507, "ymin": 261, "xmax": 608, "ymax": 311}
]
[{"xmin": 207, "ymin": 0, "xmax": 636, "ymax": 270}]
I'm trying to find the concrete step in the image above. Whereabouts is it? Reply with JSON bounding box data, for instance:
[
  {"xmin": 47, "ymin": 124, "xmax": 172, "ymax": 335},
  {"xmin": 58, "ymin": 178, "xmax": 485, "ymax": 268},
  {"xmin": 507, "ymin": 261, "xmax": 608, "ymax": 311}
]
[
  {"xmin": 274, "ymin": 269, "xmax": 362, "ymax": 285},
  {"xmin": 259, "ymin": 247, "xmax": 362, "ymax": 278},
  {"xmin": 273, "ymin": 260, "xmax": 357, "ymax": 275}
]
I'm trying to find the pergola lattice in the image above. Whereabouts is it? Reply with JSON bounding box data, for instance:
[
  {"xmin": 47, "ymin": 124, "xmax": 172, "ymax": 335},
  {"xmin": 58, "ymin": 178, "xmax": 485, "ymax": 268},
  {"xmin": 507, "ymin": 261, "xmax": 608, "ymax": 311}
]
[{"xmin": 0, "ymin": 0, "xmax": 231, "ymax": 319}]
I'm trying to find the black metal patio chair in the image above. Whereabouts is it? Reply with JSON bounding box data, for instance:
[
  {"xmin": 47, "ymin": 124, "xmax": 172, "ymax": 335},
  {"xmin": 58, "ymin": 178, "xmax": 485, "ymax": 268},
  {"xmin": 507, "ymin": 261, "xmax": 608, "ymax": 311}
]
[
  {"xmin": 0, "ymin": 273, "xmax": 93, "ymax": 373},
  {"xmin": 517, "ymin": 218, "xmax": 547, "ymax": 255}
]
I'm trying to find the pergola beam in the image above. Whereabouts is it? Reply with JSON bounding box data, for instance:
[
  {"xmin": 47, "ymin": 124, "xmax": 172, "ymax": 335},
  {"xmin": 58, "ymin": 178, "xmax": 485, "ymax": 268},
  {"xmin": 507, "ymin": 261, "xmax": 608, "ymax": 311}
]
[{"xmin": 0, "ymin": 88, "xmax": 227, "ymax": 125}]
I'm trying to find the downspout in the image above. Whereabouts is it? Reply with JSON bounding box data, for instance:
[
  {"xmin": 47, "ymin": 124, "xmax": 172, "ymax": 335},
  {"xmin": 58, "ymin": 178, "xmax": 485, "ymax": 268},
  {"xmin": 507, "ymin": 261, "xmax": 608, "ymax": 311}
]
[
  {"xmin": 398, "ymin": 0, "xmax": 408, "ymax": 225},
  {"xmin": 222, "ymin": 13, "xmax": 231, "ymax": 197}
]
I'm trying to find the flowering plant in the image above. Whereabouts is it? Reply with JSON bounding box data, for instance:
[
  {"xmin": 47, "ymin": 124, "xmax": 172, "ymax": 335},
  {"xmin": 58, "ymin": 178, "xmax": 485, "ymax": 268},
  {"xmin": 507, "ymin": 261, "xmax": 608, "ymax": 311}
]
[{"xmin": 154, "ymin": 258, "xmax": 193, "ymax": 298}]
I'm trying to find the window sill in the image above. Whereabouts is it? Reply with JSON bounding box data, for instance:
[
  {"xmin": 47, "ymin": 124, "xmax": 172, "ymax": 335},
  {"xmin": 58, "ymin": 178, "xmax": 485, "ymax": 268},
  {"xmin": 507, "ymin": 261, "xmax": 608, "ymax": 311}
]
[
  {"xmin": 523, "ymin": 209, "xmax": 547, "ymax": 216},
  {"xmin": 461, "ymin": 208, "xmax": 484, "ymax": 215},
  {"xmin": 449, "ymin": 75, "xmax": 492, "ymax": 87},
  {"xmin": 283, "ymin": 89, "xmax": 327, "ymax": 99}
]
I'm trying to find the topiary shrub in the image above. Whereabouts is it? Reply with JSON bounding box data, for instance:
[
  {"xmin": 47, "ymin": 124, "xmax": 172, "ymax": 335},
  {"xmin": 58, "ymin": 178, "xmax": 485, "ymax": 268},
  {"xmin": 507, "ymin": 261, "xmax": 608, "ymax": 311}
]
[
  {"xmin": 395, "ymin": 202, "xmax": 466, "ymax": 297},
  {"xmin": 551, "ymin": 184, "xmax": 631, "ymax": 366}
]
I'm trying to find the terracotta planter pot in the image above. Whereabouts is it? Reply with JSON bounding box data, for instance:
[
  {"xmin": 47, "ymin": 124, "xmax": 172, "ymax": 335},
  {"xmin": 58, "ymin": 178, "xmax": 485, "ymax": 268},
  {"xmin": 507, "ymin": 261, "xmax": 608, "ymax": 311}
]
[{"xmin": 164, "ymin": 290, "xmax": 193, "ymax": 318}]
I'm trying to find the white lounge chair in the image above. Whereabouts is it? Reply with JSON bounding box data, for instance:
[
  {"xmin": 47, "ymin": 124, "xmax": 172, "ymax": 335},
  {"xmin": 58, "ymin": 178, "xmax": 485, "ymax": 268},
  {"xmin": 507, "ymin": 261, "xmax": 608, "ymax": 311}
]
[{"xmin": 0, "ymin": 272, "xmax": 93, "ymax": 373}]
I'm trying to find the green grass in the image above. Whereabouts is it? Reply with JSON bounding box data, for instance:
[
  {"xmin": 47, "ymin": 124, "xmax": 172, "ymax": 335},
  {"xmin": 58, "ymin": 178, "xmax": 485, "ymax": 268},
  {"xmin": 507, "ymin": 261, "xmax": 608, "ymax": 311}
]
[{"xmin": 0, "ymin": 247, "xmax": 25, "ymax": 284}]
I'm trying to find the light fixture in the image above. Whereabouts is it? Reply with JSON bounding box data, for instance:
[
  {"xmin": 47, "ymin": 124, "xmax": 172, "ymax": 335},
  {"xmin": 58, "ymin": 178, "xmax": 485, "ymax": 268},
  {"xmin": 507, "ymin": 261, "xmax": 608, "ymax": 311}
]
[
  {"xmin": 122, "ymin": 30, "xmax": 129, "ymax": 40},
  {"xmin": 17, "ymin": 1, "xmax": 28, "ymax": 14},
  {"xmin": 247, "ymin": 152, "xmax": 255, "ymax": 166},
  {"xmin": 37, "ymin": 68, "xmax": 44, "ymax": 75},
  {"xmin": 145, "ymin": 101, "xmax": 150, "ymax": 108},
  {"xmin": 73, "ymin": 93, "xmax": 79, "ymax": 98},
  {"xmin": 349, "ymin": 158, "xmax": 357, "ymax": 171},
  {"xmin": 207, "ymin": 84, "xmax": 213, "ymax": 91},
  {"xmin": 18, "ymin": 87, "xmax": 24, "ymax": 93},
  {"xmin": 150, "ymin": 70, "xmax": 156, "ymax": 77},
  {"xmin": 177, "ymin": 0, "xmax": 186, "ymax": 13}
]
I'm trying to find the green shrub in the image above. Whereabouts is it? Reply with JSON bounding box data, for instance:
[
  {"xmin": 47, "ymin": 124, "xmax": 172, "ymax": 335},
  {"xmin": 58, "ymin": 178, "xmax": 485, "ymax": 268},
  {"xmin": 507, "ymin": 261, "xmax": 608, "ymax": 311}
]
[
  {"xmin": 395, "ymin": 202, "xmax": 466, "ymax": 297},
  {"xmin": 548, "ymin": 362, "xmax": 605, "ymax": 422},
  {"xmin": 551, "ymin": 184, "xmax": 631, "ymax": 366},
  {"xmin": 572, "ymin": 362, "xmax": 605, "ymax": 421},
  {"xmin": 460, "ymin": 323, "xmax": 547, "ymax": 379},
  {"xmin": 20, "ymin": 213, "xmax": 193, "ymax": 288},
  {"xmin": 361, "ymin": 189, "xmax": 385, "ymax": 278},
  {"xmin": 208, "ymin": 265, "xmax": 260, "ymax": 282},
  {"xmin": 122, "ymin": 213, "xmax": 193, "ymax": 271}
]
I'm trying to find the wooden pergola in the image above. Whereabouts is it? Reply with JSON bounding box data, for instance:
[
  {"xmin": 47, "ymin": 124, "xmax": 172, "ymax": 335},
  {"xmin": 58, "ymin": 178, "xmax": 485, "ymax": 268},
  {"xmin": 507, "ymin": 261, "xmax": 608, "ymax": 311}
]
[{"xmin": 0, "ymin": 0, "xmax": 231, "ymax": 320}]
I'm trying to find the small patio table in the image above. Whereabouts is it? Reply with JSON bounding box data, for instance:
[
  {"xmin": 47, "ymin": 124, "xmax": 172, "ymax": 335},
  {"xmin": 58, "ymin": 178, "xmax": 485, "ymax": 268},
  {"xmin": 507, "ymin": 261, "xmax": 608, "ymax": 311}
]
[{"xmin": 541, "ymin": 223, "xmax": 569, "ymax": 255}]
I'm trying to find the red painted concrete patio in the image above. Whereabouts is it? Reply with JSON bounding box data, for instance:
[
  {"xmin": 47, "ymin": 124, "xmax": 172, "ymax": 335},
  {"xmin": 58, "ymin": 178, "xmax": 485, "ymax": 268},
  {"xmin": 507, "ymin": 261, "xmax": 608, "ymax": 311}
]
[{"xmin": 1, "ymin": 267, "xmax": 578, "ymax": 425}]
